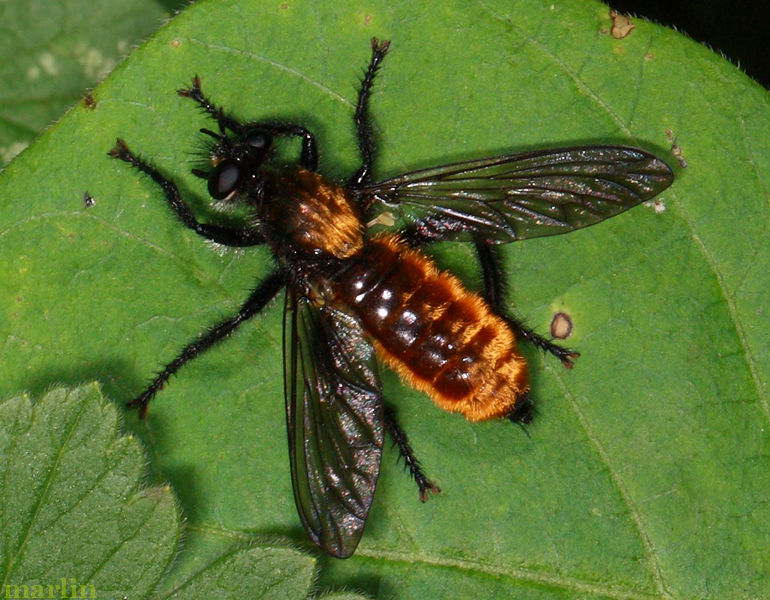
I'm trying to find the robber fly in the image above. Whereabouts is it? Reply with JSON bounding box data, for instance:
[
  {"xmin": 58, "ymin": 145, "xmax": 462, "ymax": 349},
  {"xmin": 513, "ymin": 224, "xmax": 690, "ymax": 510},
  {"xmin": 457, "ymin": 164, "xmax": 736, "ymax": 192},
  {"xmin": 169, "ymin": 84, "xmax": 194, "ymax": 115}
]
[{"xmin": 109, "ymin": 39, "xmax": 674, "ymax": 558}]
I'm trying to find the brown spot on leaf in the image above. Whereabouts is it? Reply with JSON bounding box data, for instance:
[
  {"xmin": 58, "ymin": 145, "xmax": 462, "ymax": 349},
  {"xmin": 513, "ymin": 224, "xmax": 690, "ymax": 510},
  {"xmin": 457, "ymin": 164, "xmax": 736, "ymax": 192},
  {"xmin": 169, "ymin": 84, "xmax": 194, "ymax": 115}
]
[
  {"xmin": 610, "ymin": 10, "xmax": 635, "ymax": 39},
  {"xmin": 550, "ymin": 312, "xmax": 574, "ymax": 340}
]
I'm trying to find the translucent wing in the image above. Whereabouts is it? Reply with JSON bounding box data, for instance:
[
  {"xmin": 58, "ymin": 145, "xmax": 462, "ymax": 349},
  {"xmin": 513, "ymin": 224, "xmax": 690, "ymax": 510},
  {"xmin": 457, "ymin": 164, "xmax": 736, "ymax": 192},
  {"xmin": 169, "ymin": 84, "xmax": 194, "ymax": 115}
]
[
  {"xmin": 283, "ymin": 287, "xmax": 384, "ymax": 558},
  {"xmin": 363, "ymin": 145, "xmax": 674, "ymax": 243}
]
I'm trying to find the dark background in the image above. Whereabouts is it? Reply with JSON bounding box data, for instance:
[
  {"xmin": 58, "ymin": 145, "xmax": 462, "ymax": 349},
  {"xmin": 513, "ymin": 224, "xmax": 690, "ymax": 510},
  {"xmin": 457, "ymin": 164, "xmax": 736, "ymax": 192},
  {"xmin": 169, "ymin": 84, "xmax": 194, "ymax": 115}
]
[{"xmin": 614, "ymin": 0, "xmax": 770, "ymax": 89}]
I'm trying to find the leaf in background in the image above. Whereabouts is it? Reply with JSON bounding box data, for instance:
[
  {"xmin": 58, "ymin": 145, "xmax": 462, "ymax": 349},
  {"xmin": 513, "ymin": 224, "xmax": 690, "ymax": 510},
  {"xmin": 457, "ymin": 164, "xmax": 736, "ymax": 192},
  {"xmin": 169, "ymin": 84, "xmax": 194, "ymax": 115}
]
[
  {"xmin": 1, "ymin": 0, "xmax": 769, "ymax": 599},
  {"xmin": 0, "ymin": 384, "xmax": 180, "ymax": 598},
  {"xmin": 160, "ymin": 543, "xmax": 368, "ymax": 600},
  {"xmin": 0, "ymin": 0, "xmax": 187, "ymax": 168},
  {"xmin": 0, "ymin": 384, "xmax": 356, "ymax": 599}
]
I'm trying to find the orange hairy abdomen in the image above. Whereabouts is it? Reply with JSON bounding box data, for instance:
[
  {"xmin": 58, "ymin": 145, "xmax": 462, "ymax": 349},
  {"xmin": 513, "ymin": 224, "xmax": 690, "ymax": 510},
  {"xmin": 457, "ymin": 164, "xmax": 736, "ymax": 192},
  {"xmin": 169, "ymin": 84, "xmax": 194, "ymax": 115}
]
[{"xmin": 332, "ymin": 234, "xmax": 529, "ymax": 421}]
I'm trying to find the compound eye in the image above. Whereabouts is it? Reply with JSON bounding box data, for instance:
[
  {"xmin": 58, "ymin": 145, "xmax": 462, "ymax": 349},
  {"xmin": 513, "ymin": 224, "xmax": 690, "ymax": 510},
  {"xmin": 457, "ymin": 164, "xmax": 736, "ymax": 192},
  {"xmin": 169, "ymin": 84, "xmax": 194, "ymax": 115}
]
[
  {"xmin": 244, "ymin": 131, "xmax": 272, "ymax": 150},
  {"xmin": 208, "ymin": 160, "xmax": 241, "ymax": 200}
]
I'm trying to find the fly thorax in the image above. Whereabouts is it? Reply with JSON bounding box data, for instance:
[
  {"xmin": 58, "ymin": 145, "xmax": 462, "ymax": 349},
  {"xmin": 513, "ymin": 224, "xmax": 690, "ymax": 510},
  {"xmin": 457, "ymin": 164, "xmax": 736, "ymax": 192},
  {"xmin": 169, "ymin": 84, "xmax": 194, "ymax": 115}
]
[{"xmin": 264, "ymin": 169, "xmax": 364, "ymax": 260}]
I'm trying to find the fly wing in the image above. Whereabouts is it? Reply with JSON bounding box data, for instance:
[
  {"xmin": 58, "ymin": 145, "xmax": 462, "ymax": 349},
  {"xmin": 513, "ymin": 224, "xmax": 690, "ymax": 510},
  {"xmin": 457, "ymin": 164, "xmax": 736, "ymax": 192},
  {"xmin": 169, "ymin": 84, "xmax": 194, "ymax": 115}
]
[
  {"xmin": 363, "ymin": 145, "xmax": 674, "ymax": 243},
  {"xmin": 283, "ymin": 287, "xmax": 384, "ymax": 558}
]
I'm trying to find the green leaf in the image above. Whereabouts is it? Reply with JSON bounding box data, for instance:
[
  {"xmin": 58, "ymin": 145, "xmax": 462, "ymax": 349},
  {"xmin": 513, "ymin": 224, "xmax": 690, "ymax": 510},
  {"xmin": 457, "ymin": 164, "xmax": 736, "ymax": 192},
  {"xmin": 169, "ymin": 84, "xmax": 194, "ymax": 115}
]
[
  {"xmin": 160, "ymin": 544, "xmax": 316, "ymax": 599},
  {"xmin": 152, "ymin": 537, "xmax": 366, "ymax": 599},
  {"xmin": 0, "ymin": 384, "xmax": 180, "ymax": 599},
  {"xmin": 2, "ymin": 1, "xmax": 769, "ymax": 599},
  {"xmin": 0, "ymin": 385, "xmax": 350, "ymax": 600},
  {"xmin": 0, "ymin": 0, "xmax": 189, "ymax": 168}
]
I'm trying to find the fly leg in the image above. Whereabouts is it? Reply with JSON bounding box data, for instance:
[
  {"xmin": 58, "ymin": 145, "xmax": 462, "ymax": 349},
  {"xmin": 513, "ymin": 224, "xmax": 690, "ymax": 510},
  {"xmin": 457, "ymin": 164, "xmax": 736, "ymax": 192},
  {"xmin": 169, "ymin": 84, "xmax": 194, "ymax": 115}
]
[
  {"xmin": 178, "ymin": 75, "xmax": 244, "ymax": 134},
  {"xmin": 401, "ymin": 232, "xmax": 580, "ymax": 372},
  {"xmin": 178, "ymin": 76, "xmax": 318, "ymax": 170},
  {"xmin": 475, "ymin": 243, "xmax": 579, "ymax": 369},
  {"xmin": 351, "ymin": 38, "xmax": 391, "ymax": 187},
  {"xmin": 383, "ymin": 404, "xmax": 440, "ymax": 501},
  {"xmin": 249, "ymin": 122, "xmax": 318, "ymax": 170},
  {"xmin": 109, "ymin": 139, "xmax": 265, "ymax": 246},
  {"xmin": 127, "ymin": 272, "xmax": 285, "ymax": 418}
]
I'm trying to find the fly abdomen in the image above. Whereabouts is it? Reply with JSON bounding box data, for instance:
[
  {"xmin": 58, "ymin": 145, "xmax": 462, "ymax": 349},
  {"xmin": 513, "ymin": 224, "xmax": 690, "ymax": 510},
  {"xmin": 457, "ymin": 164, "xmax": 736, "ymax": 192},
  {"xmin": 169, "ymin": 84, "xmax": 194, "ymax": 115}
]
[{"xmin": 333, "ymin": 234, "xmax": 529, "ymax": 421}]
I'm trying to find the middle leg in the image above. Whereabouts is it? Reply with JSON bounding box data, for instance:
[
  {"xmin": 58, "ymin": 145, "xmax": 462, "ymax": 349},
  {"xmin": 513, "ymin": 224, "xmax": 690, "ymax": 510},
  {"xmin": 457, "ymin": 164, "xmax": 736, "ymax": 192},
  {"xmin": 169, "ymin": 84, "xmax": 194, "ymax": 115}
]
[{"xmin": 128, "ymin": 271, "xmax": 285, "ymax": 418}]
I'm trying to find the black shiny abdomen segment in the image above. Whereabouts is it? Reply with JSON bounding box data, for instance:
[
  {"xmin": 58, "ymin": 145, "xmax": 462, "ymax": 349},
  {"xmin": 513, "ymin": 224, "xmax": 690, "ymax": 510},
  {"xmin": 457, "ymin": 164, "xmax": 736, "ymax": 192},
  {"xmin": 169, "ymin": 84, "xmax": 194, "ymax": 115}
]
[
  {"xmin": 334, "ymin": 237, "xmax": 477, "ymax": 394},
  {"xmin": 335, "ymin": 241, "xmax": 399, "ymax": 303}
]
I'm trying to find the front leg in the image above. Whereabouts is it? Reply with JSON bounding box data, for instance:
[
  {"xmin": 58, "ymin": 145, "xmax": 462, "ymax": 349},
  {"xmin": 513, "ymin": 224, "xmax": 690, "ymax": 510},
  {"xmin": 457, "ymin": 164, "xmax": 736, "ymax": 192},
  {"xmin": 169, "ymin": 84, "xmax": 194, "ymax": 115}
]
[
  {"xmin": 178, "ymin": 76, "xmax": 319, "ymax": 171},
  {"xmin": 109, "ymin": 139, "xmax": 265, "ymax": 247},
  {"xmin": 177, "ymin": 75, "xmax": 244, "ymax": 134},
  {"xmin": 248, "ymin": 122, "xmax": 318, "ymax": 171}
]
